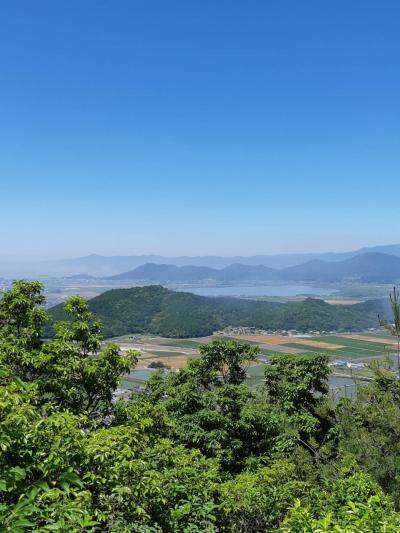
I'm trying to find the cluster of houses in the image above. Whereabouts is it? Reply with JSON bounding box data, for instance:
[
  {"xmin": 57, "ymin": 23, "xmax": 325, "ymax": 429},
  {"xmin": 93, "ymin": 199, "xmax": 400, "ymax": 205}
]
[{"xmin": 217, "ymin": 325, "xmax": 334, "ymax": 337}]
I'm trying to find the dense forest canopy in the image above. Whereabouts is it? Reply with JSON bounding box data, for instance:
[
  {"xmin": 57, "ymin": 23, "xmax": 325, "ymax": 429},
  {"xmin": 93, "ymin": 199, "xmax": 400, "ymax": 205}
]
[
  {"xmin": 1, "ymin": 281, "xmax": 400, "ymax": 531},
  {"xmin": 48, "ymin": 285, "xmax": 390, "ymax": 338}
]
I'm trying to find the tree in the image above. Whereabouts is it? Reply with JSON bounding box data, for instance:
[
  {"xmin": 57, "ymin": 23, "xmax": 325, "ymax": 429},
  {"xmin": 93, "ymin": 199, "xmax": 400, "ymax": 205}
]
[
  {"xmin": 265, "ymin": 353, "xmax": 330, "ymax": 411},
  {"xmin": 2, "ymin": 281, "xmax": 400, "ymax": 531},
  {"xmin": 281, "ymin": 471, "xmax": 400, "ymax": 532},
  {"xmin": 0, "ymin": 285, "xmax": 221, "ymax": 532},
  {"xmin": 264, "ymin": 353, "xmax": 332, "ymax": 454},
  {"xmin": 0, "ymin": 281, "xmax": 48, "ymax": 381},
  {"xmin": 0, "ymin": 280, "xmax": 47, "ymax": 348},
  {"xmin": 379, "ymin": 286, "xmax": 400, "ymax": 377},
  {"xmin": 337, "ymin": 380, "xmax": 400, "ymax": 507},
  {"xmin": 218, "ymin": 460, "xmax": 309, "ymax": 532},
  {"xmin": 144, "ymin": 340, "xmax": 280, "ymax": 471},
  {"xmin": 40, "ymin": 296, "xmax": 138, "ymax": 414},
  {"xmin": 196, "ymin": 339, "xmax": 259, "ymax": 387}
]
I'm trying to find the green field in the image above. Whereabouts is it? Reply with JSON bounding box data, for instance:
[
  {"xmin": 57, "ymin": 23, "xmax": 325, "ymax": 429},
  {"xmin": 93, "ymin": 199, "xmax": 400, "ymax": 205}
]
[
  {"xmin": 113, "ymin": 332, "xmax": 398, "ymax": 396},
  {"xmin": 159, "ymin": 339, "xmax": 202, "ymax": 349},
  {"xmin": 144, "ymin": 350, "xmax": 186, "ymax": 357},
  {"xmin": 257, "ymin": 347, "xmax": 285, "ymax": 356},
  {"xmin": 282, "ymin": 335, "xmax": 394, "ymax": 360},
  {"xmin": 282, "ymin": 343, "xmax": 328, "ymax": 353}
]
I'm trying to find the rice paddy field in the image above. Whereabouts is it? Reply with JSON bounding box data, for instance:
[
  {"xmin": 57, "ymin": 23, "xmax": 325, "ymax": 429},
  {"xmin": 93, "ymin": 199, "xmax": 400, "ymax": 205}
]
[
  {"xmin": 236, "ymin": 333, "xmax": 397, "ymax": 360},
  {"xmin": 111, "ymin": 331, "xmax": 399, "ymax": 397},
  {"xmin": 283, "ymin": 336, "xmax": 393, "ymax": 359}
]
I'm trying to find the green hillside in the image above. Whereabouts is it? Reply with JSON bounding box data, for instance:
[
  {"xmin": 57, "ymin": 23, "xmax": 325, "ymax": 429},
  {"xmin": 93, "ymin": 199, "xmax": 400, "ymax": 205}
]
[{"xmin": 48, "ymin": 285, "xmax": 389, "ymax": 338}]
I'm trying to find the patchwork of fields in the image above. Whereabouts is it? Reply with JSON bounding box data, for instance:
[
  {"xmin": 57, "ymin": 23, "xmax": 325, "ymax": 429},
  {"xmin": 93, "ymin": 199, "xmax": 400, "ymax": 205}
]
[
  {"xmin": 236, "ymin": 333, "xmax": 396, "ymax": 360},
  {"xmin": 231, "ymin": 332, "xmax": 397, "ymax": 391},
  {"xmin": 284, "ymin": 335, "xmax": 395, "ymax": 360},
  {"xmin": 237, "ymin": 335, "xmax": 345, "ymax": 350},
  {"xmin": 114, "ymin": 331, "xmax": 398, "ymax": 395}
]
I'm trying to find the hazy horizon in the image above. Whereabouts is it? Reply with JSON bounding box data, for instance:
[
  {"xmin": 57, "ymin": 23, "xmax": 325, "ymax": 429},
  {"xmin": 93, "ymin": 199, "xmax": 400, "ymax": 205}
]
[{"xmin": 2, "ymin": 241, "xmax": 400, "ymax": 263}]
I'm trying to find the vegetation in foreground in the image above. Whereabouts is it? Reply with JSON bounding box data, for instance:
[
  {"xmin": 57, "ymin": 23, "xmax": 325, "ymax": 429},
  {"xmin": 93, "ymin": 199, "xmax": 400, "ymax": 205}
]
[
  {"xmin": 2, "ymin": 281, "xmax": 400, "ymax": 531},
  {"xmin": 48, "ymin": 284, "xmax": 390, "ymax": 338}
]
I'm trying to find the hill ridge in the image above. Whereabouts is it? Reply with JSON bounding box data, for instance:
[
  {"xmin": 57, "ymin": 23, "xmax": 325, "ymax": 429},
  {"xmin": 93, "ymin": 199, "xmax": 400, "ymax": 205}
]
[
  {"xmin": 108, "ymin": 252, "xmax": 400, "ymax": 283},
  {"xmin": 48, "ymin": 285, "xmax": 390, "ymax": 338}
]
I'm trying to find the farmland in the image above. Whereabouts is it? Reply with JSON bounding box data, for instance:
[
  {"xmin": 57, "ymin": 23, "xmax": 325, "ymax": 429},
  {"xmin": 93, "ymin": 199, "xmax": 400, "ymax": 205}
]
[
  {"xmin": 234, "ymin": 332, "xmax": 396, "ymax": 360},
  {"xmin": 228, "ymin": 332, "xmax": 398, "ymax": 391},
  {"xmin": 111, "ymin": 330, "xmax": 398, "ymax": 397},
  {"xmin": 306, "ymin": 335, "xmax": 395, "ymax": 359}
]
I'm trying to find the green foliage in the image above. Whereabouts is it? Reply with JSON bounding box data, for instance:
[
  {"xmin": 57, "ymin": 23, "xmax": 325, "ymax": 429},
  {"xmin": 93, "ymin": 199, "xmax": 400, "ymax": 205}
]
[
  {"xmin": 0, "ymin": 280, "xmax": 47, "ymax": 349},
  {"xmin": 198, "ymin": 339, "xmax": 259, "ymax": 386},
  {"xmin": 265, "ymin": 353, "xmax": 330, "ymax": 413},
  {"xmin": 39, "ymin": 336, "xmax": 137, "ymax": 415},
  {"xmin": 281, "ymin": 471, "xmax": 400, "ymax": 532},
  {"xmin": 219, "ymin": 460, "xmax": 309, "ymax": 532},
  {"xmin": 0, "ymin": 285, "xmax": 138, "ymax": 415},
  {"xmin": 47, "ymin": 285, "xmax": 389, "ymax": 338},
  {"xmin": 148, "ymin": 361, "xmax": 170, "ymax": 369},
  {"xmin": 0, "ymin": 281, "xmax": 48, "ymax": 381},
  {"xmin": 337, "ymin": 377, "xmax": 400, "ymax": 508},
  {"xmin": 84, "ymin": 432, "xmax": 219, "ymax": 531},
  {"xmin": 264, "ymin": 354, "xmax": 334, "ymax": 456},
  {"xmin": 379, "ymin": 285, "xmax": 400, "ymax": 375},
  {"xmin": 1, "ymin": 281, "xmax": 400, "ymax": 531},
  {"xmin": 144, "ymin": 341, "xmax": 282, "ymax": 472}
]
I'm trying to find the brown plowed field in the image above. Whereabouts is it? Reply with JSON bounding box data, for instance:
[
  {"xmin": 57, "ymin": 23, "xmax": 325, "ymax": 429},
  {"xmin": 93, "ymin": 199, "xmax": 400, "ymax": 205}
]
[
  {"xmin": 290, "ymin": 339, "xmax": 345, "ymax": 350},
  {"xmin": 136, "ymin": 355, "xmax": 188, "ymax": 369},
  {"xmin": 237, "ymin": 335, "xmax": 344, "ymax": 350}
]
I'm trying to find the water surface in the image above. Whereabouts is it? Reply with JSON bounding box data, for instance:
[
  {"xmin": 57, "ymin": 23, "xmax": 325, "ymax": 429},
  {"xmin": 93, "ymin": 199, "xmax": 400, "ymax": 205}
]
[{"xmin": 176, "ymin": 284, "xmax": 338, "ymax": 298}]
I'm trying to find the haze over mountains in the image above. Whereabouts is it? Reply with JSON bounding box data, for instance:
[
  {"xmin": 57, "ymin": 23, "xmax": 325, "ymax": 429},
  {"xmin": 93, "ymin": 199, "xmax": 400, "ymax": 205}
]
[
  {"xmin": 3, "ymin": 244, "xmax": 400, "ymax": 278},
  {"xmin": 110, "ymin": 263, "xmax": 279, "ymax": 282},
  {"xmin": 109, "ymin": 253, "xmax": 400, "ymax": 284}
]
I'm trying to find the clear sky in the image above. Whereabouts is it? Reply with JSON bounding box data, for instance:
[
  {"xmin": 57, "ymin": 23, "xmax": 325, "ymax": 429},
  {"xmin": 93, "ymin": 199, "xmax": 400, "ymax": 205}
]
[{"xmin": 1, "ymin": 1, "xmax": 399, "ymax": 259}]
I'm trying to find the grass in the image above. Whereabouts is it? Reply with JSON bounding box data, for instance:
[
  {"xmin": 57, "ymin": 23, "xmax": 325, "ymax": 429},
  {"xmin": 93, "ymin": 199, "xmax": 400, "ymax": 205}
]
[
  {"xmin": 160, "ymin": 339, "xmax": 201, "ymax": 349},
  {"xmin": 281, "ymin": 338, "xmax": 390, "ymax": 359},
  {"xmin": 282, "ymin": 343, "xmax": 328, "ymax": 353},
  {"xmin": 145, "ymin": 350, "xmax": 186, "ymax": 357},
  {"xmin": 257, "ymin": 347, "xmax": 287, "ymax": 356},
  {"xmin": 282, "ymin": 336, "xmax": 392, "ymax": 360},
  {"xmin": 277, "ymin": 335, "xmax": 398, "ymax": 361},
  {"xmin": 333, "ymin": 347, "xmax": 386, "ymax": 359},
  {"xmin": 321, "ymin": 336, "xmax": 390, "ymax": 349}
]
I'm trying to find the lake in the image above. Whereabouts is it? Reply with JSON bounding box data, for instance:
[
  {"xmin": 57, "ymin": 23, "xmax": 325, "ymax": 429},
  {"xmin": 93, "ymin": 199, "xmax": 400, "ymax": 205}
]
[{"xmin": 175, "ymin": 284, "xmax": 338, "ymax": 298}]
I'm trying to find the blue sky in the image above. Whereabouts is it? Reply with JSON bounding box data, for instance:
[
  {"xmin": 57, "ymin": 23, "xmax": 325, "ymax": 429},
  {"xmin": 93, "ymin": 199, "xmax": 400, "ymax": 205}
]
[{"xmin": 1, "ymin": 1, "xmax": 399, "ymax": 259}]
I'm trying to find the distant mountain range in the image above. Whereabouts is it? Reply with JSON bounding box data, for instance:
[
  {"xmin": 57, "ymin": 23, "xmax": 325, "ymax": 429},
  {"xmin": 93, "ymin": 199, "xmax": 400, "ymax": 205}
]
[
  {"xmin": 109, "ymin": 263, "xmax": 279, "ymax": 282},
  {"xmin": 282, "ymin": 253, "xmax": 400, "ymax": 283},
  {"xmin": 48, "ymin": 285, "xmax": 391, "ymax": 338},
  {"xmin": 2, "ymin": 244, "xmax": 400, "ymax": 278},
  {"xmin": 109, "ymin": 252, "xmax": 400, "ymax": 284}
]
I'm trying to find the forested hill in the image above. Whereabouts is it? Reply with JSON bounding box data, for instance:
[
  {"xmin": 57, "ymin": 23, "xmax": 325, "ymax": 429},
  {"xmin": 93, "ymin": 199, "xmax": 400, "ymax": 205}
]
[
  {"xmin": 108, "ymin": 252, "xmax": 400, "ymax": 283},
  {"xmin": 48, "ymin": 285, "xmax": 390, "ymax": 338},
  {"xmin": 109, "ymin": 263, "xmax": 279, "ymax": 281}
]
